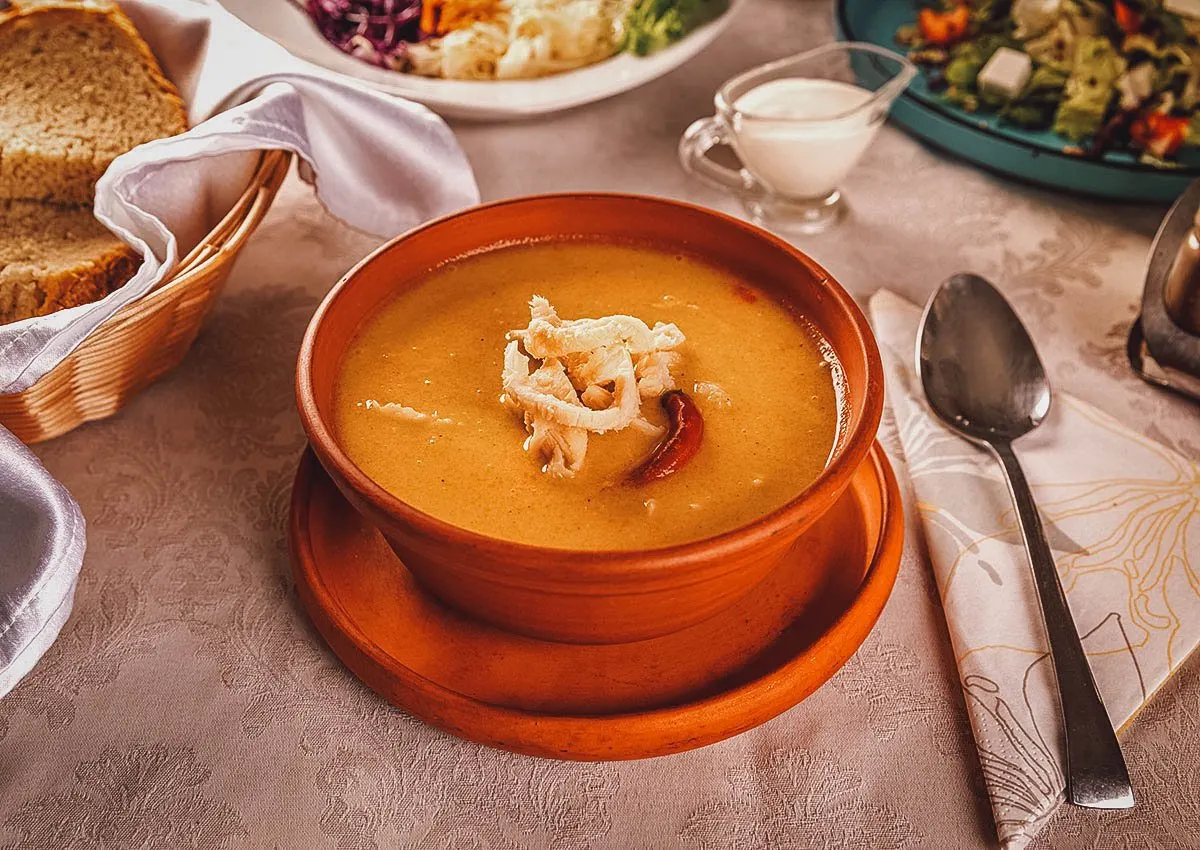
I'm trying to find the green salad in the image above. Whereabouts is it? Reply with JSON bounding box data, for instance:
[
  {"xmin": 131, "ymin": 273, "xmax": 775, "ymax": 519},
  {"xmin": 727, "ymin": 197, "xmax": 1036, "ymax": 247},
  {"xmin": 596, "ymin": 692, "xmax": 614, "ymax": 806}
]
[
  {"xmin": 896, "ymin": 0, "xmax": 1200, "ymax": 164},
  {"xmin": 621, "ymin": 0, "xmax": 729, "ymax": 55}
]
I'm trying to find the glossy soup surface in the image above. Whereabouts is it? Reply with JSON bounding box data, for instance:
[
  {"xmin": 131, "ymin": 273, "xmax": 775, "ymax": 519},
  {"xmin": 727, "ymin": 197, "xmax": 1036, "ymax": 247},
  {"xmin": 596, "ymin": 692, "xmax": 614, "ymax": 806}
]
[{"xmin": 334, "ymin": 241, "xmax": 842, "ymax": 549}]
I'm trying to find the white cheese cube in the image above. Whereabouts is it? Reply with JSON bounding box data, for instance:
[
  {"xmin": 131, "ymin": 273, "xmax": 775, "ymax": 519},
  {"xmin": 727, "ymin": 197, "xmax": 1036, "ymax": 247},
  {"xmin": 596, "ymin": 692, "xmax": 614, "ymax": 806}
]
[
  {"xmin": 977, "ymin": 47, "xmax": 1033, "ymax": 101},
  {"xmin": 1166, "ymin": 0, "xmax": 1200, "ymax": 20},
  {"xmin": 1117, "ymin": 62, "xmax": 1156, "ymax": 109}
]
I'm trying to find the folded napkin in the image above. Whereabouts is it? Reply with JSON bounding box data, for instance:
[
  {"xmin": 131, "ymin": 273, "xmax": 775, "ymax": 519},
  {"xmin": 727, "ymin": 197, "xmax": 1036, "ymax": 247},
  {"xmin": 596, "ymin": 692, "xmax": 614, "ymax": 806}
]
[
  {"xmin": 0, "ymin": 428, "xmax": 85, "ymax": 699},
  {"xmin": 0, "ymin": 0, "xmax": 479, "ymax": 697},
  {"xmin": 870, "ymin": 289, "xmax": 1200, "ymax": 849}
]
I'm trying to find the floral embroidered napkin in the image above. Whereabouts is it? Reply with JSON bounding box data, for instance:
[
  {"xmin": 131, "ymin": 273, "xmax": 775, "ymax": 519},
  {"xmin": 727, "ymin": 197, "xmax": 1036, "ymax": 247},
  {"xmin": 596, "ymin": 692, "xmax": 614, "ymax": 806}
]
[{"xmin": 869, "ymin": 289, "xmax": 1200, "ymax": 849}]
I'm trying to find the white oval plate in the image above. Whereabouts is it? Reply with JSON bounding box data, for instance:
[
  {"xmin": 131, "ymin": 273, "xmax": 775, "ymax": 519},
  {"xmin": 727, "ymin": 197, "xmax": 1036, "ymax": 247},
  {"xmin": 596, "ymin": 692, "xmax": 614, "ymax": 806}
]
[{"xmin": 215, "ymin": 0, "xmax": 742, "ymax": 120}]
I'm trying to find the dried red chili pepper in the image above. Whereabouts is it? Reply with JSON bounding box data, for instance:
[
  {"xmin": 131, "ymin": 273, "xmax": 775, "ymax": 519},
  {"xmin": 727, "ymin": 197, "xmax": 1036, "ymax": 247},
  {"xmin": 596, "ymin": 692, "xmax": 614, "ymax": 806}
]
[{"xmin": 626, "ymin": 390, "xmax": 704, "ymax": 486}]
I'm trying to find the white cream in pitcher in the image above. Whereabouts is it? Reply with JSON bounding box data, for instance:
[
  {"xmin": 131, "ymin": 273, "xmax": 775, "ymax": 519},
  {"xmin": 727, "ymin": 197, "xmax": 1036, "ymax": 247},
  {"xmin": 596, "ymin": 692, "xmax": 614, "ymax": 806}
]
[{"xmin": 731, "ymin": 79, "xmax": 879, "ymax": 200}]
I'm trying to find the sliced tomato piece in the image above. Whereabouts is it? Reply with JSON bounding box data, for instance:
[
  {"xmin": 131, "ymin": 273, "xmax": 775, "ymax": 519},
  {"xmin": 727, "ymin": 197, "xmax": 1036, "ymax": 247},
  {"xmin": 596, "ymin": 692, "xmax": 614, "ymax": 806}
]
[
  {"xmin": 918, "ymin": 5, "xmax": 970, "ymax": 45},
  {"xmin": 1115, "ymin": 1, "xmax": 1142, "ymax": 35},
  {"xmin": 1132, "ymin": 112, "xmax": 1189, "ymax": 158}
]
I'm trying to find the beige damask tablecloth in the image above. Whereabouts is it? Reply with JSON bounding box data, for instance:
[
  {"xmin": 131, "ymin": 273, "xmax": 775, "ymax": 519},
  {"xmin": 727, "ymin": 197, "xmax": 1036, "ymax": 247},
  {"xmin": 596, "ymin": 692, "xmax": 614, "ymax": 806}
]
[{"xmin": 2, "ymin": 0, "xmax": 1199, "ymax": 847}]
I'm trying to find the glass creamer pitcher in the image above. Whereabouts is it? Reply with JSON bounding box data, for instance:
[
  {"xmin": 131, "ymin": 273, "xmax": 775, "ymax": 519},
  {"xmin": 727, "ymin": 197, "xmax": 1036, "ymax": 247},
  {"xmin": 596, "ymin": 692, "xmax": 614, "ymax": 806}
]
[{"xmin": 679, "ymin": 43, "xmax": 916, "ymax": 234}]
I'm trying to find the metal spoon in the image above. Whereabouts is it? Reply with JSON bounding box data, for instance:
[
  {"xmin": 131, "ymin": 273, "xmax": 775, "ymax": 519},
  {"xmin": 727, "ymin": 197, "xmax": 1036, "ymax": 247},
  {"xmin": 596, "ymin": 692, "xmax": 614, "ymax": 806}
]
[{"xmin": 917, "ymin": 273, "xmax": 1135, "ymax": 810}]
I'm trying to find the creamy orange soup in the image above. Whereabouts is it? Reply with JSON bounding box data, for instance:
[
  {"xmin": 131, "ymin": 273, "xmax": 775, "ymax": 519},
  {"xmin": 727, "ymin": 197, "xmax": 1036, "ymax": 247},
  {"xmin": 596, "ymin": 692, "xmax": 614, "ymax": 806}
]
[{"xmin": 334, "ymin": 241, "xmax": 842, "ymax": 550}]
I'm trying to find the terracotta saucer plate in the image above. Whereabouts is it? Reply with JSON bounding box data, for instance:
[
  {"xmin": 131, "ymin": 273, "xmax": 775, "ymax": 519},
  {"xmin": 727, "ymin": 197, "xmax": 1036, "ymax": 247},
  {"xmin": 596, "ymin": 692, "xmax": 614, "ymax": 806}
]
[{"xmin": 289, "ymin": 443, "xmax": 904, "ymax": 761}]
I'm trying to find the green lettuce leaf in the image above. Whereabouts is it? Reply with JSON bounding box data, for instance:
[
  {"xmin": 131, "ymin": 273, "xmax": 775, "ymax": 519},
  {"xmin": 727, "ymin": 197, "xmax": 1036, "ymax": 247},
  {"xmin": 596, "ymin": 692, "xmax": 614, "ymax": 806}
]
[{"xmin": 1052, "ymin": 36, "xmax": 1125, "ymax": 140}]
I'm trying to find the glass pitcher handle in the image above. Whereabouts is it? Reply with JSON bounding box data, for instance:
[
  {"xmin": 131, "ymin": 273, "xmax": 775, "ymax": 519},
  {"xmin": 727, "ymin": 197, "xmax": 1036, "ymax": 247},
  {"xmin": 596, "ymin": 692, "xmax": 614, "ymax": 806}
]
[{"xmin": 678, "ymin": 117, "xmax": 759, "ymax": 195}]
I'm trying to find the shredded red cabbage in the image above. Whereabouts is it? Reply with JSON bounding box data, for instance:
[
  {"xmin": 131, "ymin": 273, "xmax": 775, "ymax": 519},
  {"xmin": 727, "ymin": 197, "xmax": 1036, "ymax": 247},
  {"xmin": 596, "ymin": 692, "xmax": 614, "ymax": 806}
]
[{"xmin": 303, "ymin": 0, "xmax": 424, "ymax": 67}]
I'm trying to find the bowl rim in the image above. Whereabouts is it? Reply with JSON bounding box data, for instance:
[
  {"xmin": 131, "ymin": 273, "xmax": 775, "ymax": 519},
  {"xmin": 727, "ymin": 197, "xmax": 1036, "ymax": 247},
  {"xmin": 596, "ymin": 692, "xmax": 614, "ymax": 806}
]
[{"xmin": 296, "ymin": 192, "xmax": 885, "ymax": 571}]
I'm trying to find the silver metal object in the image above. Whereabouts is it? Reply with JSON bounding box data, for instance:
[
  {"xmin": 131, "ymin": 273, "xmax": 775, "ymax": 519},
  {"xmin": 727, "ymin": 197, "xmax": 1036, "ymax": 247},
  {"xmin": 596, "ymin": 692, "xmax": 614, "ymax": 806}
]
[
  {"xmin": 1129, "ymin": 179, "xmax": 1200, "ymax": 402},
  {"xmin": 918, "ymin": 273, "xmax": 1136, "ymax": 811},
  {"xmin": 1128, "ymin": 318, "xmax": 1200, "ymax": 401}
]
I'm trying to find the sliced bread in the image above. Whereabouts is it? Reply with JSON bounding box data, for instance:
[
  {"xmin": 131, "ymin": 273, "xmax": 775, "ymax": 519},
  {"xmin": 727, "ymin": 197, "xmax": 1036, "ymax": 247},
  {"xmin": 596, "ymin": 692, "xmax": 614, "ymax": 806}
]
[
  {"xmin": 0, "ymin": 200, "xmax": 137, "ymax": 324},
  {"xmin": 0, "ymin": 0, "xmax": 189, "ymax": 205}
]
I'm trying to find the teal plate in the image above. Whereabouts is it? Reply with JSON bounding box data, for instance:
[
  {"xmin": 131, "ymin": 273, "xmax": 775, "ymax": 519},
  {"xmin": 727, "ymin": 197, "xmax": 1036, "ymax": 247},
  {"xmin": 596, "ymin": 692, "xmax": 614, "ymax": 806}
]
[{"xmin": 836, "ymin": 0, "xmax": 1199, "ymax": 202}]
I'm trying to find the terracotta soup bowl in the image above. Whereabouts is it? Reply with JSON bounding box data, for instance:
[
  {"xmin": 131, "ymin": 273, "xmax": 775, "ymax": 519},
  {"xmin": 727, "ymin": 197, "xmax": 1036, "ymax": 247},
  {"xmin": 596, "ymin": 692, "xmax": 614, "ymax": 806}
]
[{"xmin": 297, "ymin": 194, "xmax": 884, "ymax": 645}]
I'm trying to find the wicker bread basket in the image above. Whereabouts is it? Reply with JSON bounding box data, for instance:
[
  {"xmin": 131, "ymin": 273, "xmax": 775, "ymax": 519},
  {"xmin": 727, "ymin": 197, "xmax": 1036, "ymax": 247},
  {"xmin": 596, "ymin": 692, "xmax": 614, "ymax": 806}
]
[{"xmin": 0, "ymin": 149, "xmax": 291, "ymax": 444}]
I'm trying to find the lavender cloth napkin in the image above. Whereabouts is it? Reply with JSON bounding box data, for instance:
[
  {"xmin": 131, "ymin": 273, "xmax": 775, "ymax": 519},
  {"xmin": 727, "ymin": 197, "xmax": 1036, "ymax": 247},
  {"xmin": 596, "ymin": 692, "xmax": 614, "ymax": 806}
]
[
  {"xmin": 0, "ymin": 429, "xmax": 85, "ymax": 698},
  {"xmin": 0, "ymin": 0, "xmax": 479, "ymax": 697}
]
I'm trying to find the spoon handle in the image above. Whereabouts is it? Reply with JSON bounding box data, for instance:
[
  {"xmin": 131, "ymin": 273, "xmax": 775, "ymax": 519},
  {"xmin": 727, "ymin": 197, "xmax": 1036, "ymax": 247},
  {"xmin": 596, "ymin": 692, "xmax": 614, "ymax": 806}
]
[{"xmin": 990, "ymin": 440, "xmax": 1135, "ymax": 810}]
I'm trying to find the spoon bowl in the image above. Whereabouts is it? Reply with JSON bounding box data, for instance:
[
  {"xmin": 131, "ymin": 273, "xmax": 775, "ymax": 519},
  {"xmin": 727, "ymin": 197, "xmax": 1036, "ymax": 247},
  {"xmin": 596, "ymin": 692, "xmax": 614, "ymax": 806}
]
[{"xmin": 918, "ymin": 273, "xmax": 1051, "ymax": 442}]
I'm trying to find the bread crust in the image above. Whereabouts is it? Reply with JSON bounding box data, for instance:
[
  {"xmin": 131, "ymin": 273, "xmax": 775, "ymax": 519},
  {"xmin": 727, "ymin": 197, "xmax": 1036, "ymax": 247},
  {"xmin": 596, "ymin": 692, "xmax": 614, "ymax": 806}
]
[
  {"xmin": 0, "ymin": 0, "xmax": 188, "ymax": 135},
  {"xmin": 37, "ymin": 242, "xmax": 139, "ymax": 317},
  {"xmin": 0, "ymin": 198, "xmax": 141, "ymax": 324}
]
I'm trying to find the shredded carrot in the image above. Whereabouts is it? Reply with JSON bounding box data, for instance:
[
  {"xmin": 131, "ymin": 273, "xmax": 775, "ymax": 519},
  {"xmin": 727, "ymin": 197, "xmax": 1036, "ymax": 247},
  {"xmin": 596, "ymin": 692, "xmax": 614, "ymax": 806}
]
[
  {"xmin": 431, "ymin": 0, "xmax": 501, "ymax": 34},
  {"xmin": 420, "ymin": 0, "xmax": 441, "ymax": 37}
]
